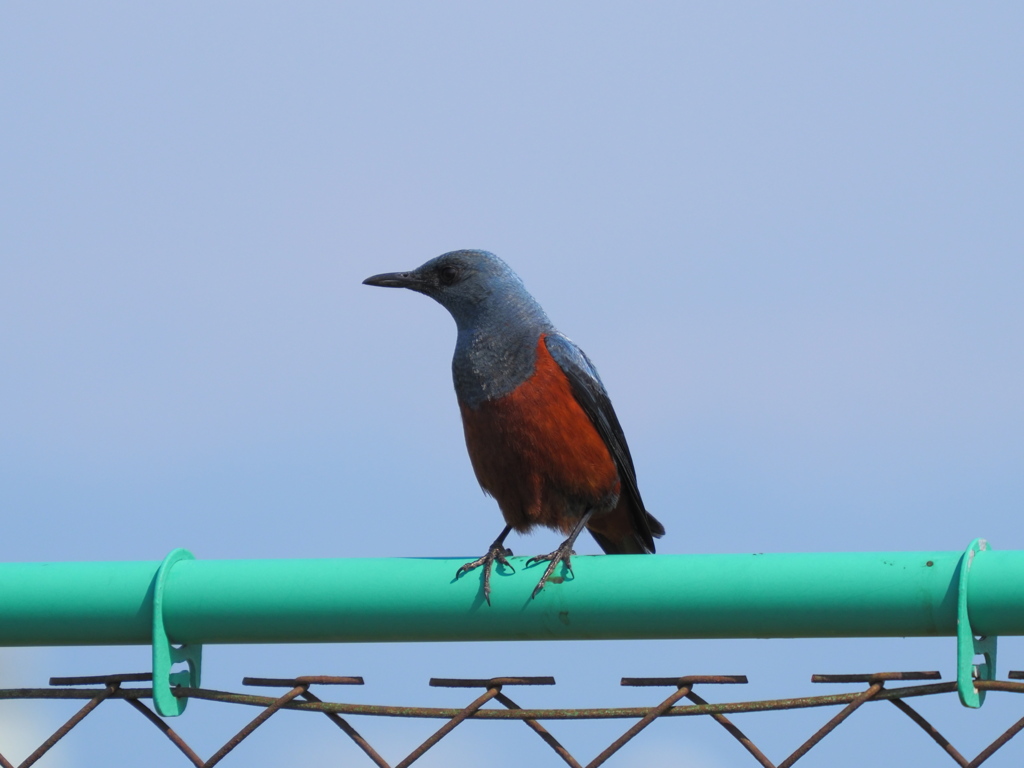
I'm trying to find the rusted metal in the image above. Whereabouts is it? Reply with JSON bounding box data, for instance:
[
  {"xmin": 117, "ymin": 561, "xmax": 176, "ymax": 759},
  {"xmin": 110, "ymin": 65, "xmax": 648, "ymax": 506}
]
[
  {"xmin": 125, "ymin": 697, "xmax": 206, "ymax": 767},
  {"xmin": 49, "ymin": 672, "xmax": 153, "ymax": 685},
  {"xmin": 976, "ymin": 680, "xmax": 1024, "ymax": 694},
  {"xmin": 685, "ymin": 688, "xmax": 776, "ymax": 768},
  {"xmin": 586, "ymin": 682, "xmax": 694, "ymax": 767},
  {"xmin": 622, "ymin": 675, "xmax": 748, "ymax": 686},
  {"xmin": 0, "ymin": 671, "xmax": 1022, "ymax": 767},
  {"xmin": 174, "ymin": 680, "xmax": 960, "ymax": 719},
  {"xmin": 493, "ymin": 691, "xmax": 582, "ymax": 768},
  {"xmin": 202, "ymin": 682, "xmax": 309, "ymax": 768},
  {"xmin": 777, "ymin": 682, "xmax": 884, "ymax": 768},
  {"xmin": 19, "ymin": 681, "xmax": 119, "ymax": 768},
  {"xmin": 0, "ymin": 679, "xmax": 962, "ymax": 716},
  {"xmin": 811, "ymin": 671, "xmax": 941, "ymax": 683},
  {"xmin": 394, "ymin": 684, "xmax": 502, "ymax": 768},
  {"xmin": 0, "ymin": 686, "xmax": 146, "ymax": 701},
  {"xmin": 429, "ymin": 676, "xmax": 555, "ymax": 687},
  {"xmin": 301, "ymin": 688, "xmax": 393, "ymax": 768},
  {"xmin": 968, "ymin": 716, "xmax": 1024, "ymax": 768},
  {"xmin": 889, "ymin": 698, "xmax": 969, "ymax": 766},
  {"xmin": 243, "ymin": 675, "xmax": 364, "ymax": 686}
]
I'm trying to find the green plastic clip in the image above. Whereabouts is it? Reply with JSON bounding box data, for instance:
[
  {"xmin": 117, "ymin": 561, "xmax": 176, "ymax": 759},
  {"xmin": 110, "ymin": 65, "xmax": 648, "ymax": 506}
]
[
  {"xmin": 152, "ymin": 548, "xmax": 202, "ymax": 717},
  {"xmin": 957, "ymin": 538, "xmax": 996, "ymax": 708}
]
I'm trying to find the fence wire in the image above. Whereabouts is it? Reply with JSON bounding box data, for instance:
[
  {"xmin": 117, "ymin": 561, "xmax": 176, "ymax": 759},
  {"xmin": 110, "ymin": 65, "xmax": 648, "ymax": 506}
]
[{"xmin": 2, "ymin": 670, "xmax": 1024, "ymax": 767}]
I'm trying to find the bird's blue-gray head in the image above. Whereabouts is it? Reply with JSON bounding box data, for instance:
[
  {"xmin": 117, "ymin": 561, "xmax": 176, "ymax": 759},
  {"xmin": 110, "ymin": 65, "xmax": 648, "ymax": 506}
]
[
  {"xmin": 364, "ymin": 250, "xmax": 555, "ymax": 405},
  {"xmin": 363, "ymin": 249, "xmax": 551, "ymax": 334}
]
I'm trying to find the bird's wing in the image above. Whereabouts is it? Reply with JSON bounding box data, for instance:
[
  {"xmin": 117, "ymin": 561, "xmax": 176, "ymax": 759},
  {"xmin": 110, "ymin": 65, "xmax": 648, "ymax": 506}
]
[{"xmin": 544, "ymin": 332, "xmax": 661, "ymax": 551}]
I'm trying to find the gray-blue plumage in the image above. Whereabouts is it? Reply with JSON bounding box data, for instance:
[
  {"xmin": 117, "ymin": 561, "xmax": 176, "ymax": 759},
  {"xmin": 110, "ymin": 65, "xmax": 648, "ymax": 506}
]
[
  {"xmin": 368, "ymin": 249, "xmax": 557, "ymax": 408},
  {"xmin": 362, "ymin": 249, "xmax": 665, "ymax": 579}
]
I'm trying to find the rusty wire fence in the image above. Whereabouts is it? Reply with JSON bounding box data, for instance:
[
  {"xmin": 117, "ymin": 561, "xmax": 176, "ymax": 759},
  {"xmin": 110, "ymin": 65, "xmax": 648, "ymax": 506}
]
[{"xmin": 3, "ymin": 669, "xmax": 1024, "ymax": 767}]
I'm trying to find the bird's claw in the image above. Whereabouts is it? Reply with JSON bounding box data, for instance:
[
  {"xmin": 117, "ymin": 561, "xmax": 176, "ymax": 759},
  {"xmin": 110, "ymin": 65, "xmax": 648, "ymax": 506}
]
[
  {"xmin": 525, "ymin": 545, "xmax": 577, "ymax": 599},
  {"xmin": 455, "ymin": 543, "xmax": 514, "ymax": 605}
]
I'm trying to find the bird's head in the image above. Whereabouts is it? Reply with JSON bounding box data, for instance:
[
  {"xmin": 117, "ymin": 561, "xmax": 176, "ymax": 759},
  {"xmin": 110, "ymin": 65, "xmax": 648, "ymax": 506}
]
[{"xmin": 363, "ymin": 249, "xmax": 542, "ymax": 330}]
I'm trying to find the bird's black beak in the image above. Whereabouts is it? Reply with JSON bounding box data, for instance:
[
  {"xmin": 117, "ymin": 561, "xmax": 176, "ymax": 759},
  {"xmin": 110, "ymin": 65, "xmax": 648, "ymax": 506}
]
[{"xmin": 362, "ymin": 271, "xmax": 428, "ymax": 290}]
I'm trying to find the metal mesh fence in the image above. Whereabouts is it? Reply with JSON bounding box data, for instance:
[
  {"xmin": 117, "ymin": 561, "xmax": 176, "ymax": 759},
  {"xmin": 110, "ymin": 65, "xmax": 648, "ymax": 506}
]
[{"xmin": 3, "ymin": 670, "xmax": 1024, "ymax": 767}]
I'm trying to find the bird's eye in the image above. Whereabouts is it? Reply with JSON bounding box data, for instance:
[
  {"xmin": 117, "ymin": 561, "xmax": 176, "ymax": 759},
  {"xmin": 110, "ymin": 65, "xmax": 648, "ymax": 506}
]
[{"xmin": 438, "ymin": 266, "xmax": 459, "ymax": 286}]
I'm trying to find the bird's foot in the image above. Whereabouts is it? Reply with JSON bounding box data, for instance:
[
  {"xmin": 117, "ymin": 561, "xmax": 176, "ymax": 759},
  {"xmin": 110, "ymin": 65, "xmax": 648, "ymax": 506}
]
[
  {"xmin": 525, "ymin": 543, "xmax": 576, "ymax": 599},
  {"xmin": 455, "ymin": 542, "xmax": 515, "ymax": 605}
]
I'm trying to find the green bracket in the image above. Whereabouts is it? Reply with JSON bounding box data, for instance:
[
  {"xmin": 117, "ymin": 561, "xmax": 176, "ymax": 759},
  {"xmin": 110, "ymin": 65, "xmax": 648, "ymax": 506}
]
[
  {"xmin": 957, "ymin": 538, "xmax": 997, "ymax": 708},
  {"xmin": 152, "ymin": 548, "xmax": 202, "ymax": 717}
]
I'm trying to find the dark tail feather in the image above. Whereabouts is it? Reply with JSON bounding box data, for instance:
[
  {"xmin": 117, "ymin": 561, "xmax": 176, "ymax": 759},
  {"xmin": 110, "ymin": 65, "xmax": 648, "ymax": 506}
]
[{"xmin": 588, "ymin": 509, "xmax": 665, "ymax": 555}]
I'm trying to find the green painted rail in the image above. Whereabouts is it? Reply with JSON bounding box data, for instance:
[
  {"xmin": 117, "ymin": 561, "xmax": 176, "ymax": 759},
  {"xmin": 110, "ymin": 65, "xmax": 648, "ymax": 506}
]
[{"xmin": 1, "ymin": 548, "xmax": 1020, "ymax": 646}]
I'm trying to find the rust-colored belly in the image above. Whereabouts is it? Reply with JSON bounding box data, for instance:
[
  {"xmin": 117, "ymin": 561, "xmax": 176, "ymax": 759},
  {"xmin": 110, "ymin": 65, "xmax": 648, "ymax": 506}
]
[{"xmin": 459, "ymin": 335, "xmax": 620, "ymax": 533}]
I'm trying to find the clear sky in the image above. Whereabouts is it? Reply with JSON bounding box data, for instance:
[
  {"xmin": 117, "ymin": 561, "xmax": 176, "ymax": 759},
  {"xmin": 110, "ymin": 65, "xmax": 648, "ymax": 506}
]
[{"xmin": 1, "ymin": 3, "xmax": 1023, "ymax": 766}]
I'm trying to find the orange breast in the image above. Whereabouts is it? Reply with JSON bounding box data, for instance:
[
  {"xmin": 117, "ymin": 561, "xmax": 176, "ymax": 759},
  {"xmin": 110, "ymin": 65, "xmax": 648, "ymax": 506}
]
[{"xmin": 459, "ymin": 334, "xmax": 621, "ymax": 533}]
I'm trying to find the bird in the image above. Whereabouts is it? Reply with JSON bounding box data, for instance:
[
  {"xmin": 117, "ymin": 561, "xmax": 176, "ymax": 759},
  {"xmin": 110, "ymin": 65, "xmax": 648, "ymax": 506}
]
[{"xmin": 363, "ymin": 250, "xmax": 664, "ymax": 603}]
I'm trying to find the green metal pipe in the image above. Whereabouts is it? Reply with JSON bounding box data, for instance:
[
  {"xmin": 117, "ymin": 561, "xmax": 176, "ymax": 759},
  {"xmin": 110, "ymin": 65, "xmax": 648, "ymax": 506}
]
[{"xmin": 0, "ymin": 550, "xmax": 1020, "ymax": 646}]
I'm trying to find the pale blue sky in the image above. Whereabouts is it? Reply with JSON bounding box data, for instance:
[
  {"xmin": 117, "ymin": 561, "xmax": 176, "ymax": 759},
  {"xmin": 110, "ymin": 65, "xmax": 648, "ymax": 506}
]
[{"xmin": 2, "ymin": 3, "xmax": 1023, "ymax": 766}]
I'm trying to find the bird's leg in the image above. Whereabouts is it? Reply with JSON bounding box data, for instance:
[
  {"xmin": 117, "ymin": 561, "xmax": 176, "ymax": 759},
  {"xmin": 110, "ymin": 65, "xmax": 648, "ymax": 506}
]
[
  {"xmin": 525, "ymin": 509, "xmax": 595, "ymax": 599},
  {"xmin": 455, "ymin": 524, "xmax": 515, "ymax": 605}
]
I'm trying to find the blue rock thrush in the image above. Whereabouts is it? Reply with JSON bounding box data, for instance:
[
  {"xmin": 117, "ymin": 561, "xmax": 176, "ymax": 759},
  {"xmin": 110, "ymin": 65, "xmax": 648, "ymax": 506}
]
[{"xmin": 363, "ymin": 250, "xmax": 664, "ymax": 603}]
